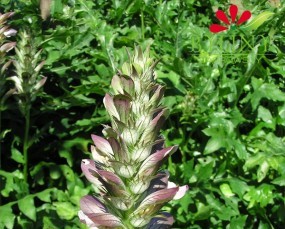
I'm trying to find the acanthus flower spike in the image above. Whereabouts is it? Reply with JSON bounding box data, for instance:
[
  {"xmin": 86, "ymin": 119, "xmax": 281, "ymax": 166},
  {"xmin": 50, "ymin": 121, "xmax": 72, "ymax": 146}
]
[{"xmin": 79, "ymin": 46, "xmax": 188, "ymax": 228}]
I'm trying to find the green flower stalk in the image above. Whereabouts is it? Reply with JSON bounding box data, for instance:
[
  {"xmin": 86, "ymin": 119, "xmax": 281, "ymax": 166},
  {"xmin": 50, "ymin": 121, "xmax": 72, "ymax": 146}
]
[
  {"xmin": 9, "ymin": 30, "xmax": 46, "ymax": 183},
  {"xmin": 79, "ymin": 47, "xmax": 188, "ymax": 228},
  {"xmin": 9, "ymin": 30, "xmax": 46, "ymax": 115}
]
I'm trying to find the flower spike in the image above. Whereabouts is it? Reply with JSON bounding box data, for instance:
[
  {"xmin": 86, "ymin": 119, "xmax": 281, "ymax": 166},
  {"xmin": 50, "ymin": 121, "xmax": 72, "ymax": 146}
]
[{"xmin": 79, "ymin": 46, "xmax": 188, "ymax": 228}]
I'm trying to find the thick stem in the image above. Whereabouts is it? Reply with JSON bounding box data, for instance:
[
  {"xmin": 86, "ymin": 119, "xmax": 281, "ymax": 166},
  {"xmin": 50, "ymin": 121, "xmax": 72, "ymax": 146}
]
[{"xmin": 23, "ymin": 107, "xmax": 30, "ymax": 185}]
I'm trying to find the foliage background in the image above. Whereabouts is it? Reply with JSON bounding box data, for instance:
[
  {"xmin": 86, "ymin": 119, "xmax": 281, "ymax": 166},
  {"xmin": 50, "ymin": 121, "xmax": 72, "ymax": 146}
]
[{"xmin": 0, "ymin": 0, "xmax": 284, "ymax": 228}]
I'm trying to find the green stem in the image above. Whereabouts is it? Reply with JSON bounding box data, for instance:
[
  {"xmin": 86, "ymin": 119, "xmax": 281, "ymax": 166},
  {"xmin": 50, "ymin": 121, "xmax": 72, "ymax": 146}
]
[
  {"xmin": 23, "ymin": 107, "xmax": 30, "ymax": 185},
  {"xmin": 141, "ymin": 7, "xmax": 145, "ymax": 40},
  {"xmin": 0, "ymin": 109, "xmax": 2, "ymax": 170},
  {"xmin": 0, "ymin": 109, "xmax": 2, "ymax": 206}
]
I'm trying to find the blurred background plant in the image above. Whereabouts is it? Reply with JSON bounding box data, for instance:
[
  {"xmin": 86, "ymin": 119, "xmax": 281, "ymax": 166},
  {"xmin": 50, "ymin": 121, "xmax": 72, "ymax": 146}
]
[
  {"xmin": 0, "ymin": 11, "xmax": 16, "ymax": 172},
  {"xmin": 0, "ymin": 0, "xmax": 284, "ymax": 228}
]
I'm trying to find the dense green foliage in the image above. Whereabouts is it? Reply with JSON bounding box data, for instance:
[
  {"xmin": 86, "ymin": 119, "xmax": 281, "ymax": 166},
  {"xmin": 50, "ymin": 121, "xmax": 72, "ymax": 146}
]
[{"xmin": 0, "ymin": 0, "xmax": 284, "ymax": 228}]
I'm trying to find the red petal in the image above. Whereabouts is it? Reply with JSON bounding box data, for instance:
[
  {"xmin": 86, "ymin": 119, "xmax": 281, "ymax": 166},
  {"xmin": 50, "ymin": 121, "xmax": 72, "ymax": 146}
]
[
  {"xmin": 237, "ymin": 11, "xmax": 251, "ymax": 25},
  {"xmin": 209, "ymin": 24, "xmax": 228, "ymax": 33},
  {"xmin": 229, "ymin": 5, "xmax": 238, "ymax": 23},
  {"xmin": 216, "ymin": 10, "xmax": 230, "ymax": 25}
]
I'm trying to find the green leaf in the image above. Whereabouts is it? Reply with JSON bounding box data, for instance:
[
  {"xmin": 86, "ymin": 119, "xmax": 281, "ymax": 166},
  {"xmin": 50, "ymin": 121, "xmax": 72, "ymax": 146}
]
[
  {"xmin": 0, "ymin": 170, "xmax": 14, "ymax": 197},
  {"xmin": 204, "ymin": 137, "xmax": 224, "ymax": 154},
  {"xmin": 11, "ymin": 147, "xmax": 24, "ymax": 164},
  {"xmin": 0, "ymin": 129, "xmax": 11, "ymax": 140},
  {"xmin": 53, "ymin": 202, "xmax": 77, "ymax": 220},
  {"xmin": 229, "ymin": 178, "xmax": 249, "ymax": 199},
  {"xmin": 243, "ymin": 11, "xmax": 274, "ymax": 31},
  {"xmin": 49, "ymin": 165, "xmax": 61, "ymax": 180},
  {"xmin": 228, "ymin": 215, "xmax": 247, "ymax": 229},
  {"xmin": 43, "ymin": 216, "xmax": 58, "ymax": 229},
  {"xmin": 220, "ymin": 183, "xmax": 235, "ymax": 197},
  {"xmin": 271, "ymin": 176, "xmax": 285, "ymax": 186},
  {"xmin": 257, "ymin": 161, "xmax": 269, "ymax": 182},
  {"xmin": 0, "ymin": 205, "xmax": 15, "ymax": 229},
  {"xmin": 193, "ymin": 203, "xmax": 211, "ymax": 220},
  {"xmin": 60, "ymin": 165, "xmax": 74, "ymax": 181},
  {"xmin": 243, "ymin": 184, "xmax": 274, "ymax": 208},
  {"xmin": 246, "ymin": 44, "xmax": 259, "ymax": 73},
  {"xmin": 37, "ymin": 189, "xmax": 53, "ymax": 203},
  {"xmin": 249, "ymin": 77, "xmax": 285, "ymax": 110},
  {"xmin": 257, "ymin": 106, "xmax": 273, "ymax": 124},
  {"xmin": 196, "ymin": 161, "xmax": 214, "ymax": 182},
  {"xmin": 51, "ymin": 0, "xmax": 64, "ymax": 16},
  {"xmin": 10, "ymin": 137, "xmax": 24, "ymax": 164},
  {"xmin": 244, "ymin": 153, "xmax": 266, "ymax": 170},
  {"xmin": 95, "ymin": 64, "xmax": 111, "ymax": 78},
  {"xmin": 18, "ymin": 196, "xmax": 36, "ymax": 221}
]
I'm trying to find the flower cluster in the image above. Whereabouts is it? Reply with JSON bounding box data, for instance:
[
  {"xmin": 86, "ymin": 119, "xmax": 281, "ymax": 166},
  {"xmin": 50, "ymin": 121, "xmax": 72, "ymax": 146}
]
[
  {"xmin": 0, "ymin": 12, "xmax": 17, "ymax": 60},
  {"xmin": 79, "ymin": 47, "xmax": 188, "ymax": 228},
  {"xmin": 9, "ymin": 30, "xmax": 46, "ymax": 114},
  {"xmin": 209, "ymin": 4, "xmax": 251, "ymax": 33}
]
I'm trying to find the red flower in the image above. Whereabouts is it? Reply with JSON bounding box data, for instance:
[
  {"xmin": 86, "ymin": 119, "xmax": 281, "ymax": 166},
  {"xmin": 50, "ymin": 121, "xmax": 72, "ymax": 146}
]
[{"xmin": 210, "ymin": 5, "xmax": 251, "ymax": 33}]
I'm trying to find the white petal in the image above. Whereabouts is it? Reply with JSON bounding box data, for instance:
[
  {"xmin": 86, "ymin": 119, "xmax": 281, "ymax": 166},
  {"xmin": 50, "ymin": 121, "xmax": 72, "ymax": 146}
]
[
  {"xmin": 173, "ymin": 185, "xmax": 188, "ymax": 200},
  {"xmin": 167, "ymin": 182, "xmax": 188, "ymax": 199},
  {"xmin": 78, "ymin": 210, "xmax": 98, "ymax": 228}
]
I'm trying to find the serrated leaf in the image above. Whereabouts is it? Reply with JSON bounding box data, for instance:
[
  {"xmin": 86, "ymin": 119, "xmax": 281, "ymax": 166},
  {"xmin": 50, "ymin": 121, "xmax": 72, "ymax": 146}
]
[
  {"xmin": 43, "ymin": 216, "xmax": 57, "ymax": 229},
  {"xmin": 0, "ymin": 170, "xmax": 14, "ymax": 197},
  {"xmin": 204, "ymin": 137, "xmax": 223, "ymax": 154},
  {"xmin": 18, "ymin": 196, "xmax": 36, "ymax": 221},
  {"xmin": 244, "ymin": 153, "xmax": 266, "ymax": 170},
  {"xmin": 0, "ymin": 205, "xmax": 15, "ymax": 229},
  {"xmin": 229, "ymin": 215, "xmax": 247, "ymax": 229},
  {"xmin": 229, "ymin": 178, "xmax": 249, "ymax": 199},
  {"xmin": 54, "ymin": 202, "xmax": 77, "ymax": 220},
  {"xmin": 37, "ymin": 189, "xmax": 53, "ymax": 202},
  {"xmin": 271, "ymin": 176, "xmax": 285, "ymax": 186},
  {"xmin": 194, "ymin": 203, "xmax": 211, "ymax": 220},
  {"xmin": 247, "ymin": 77, "xmax": 285, "ymax": 110},
  {"xmin": 258, "ymin": 106, "xmax": 273, "ymax": 124}
]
